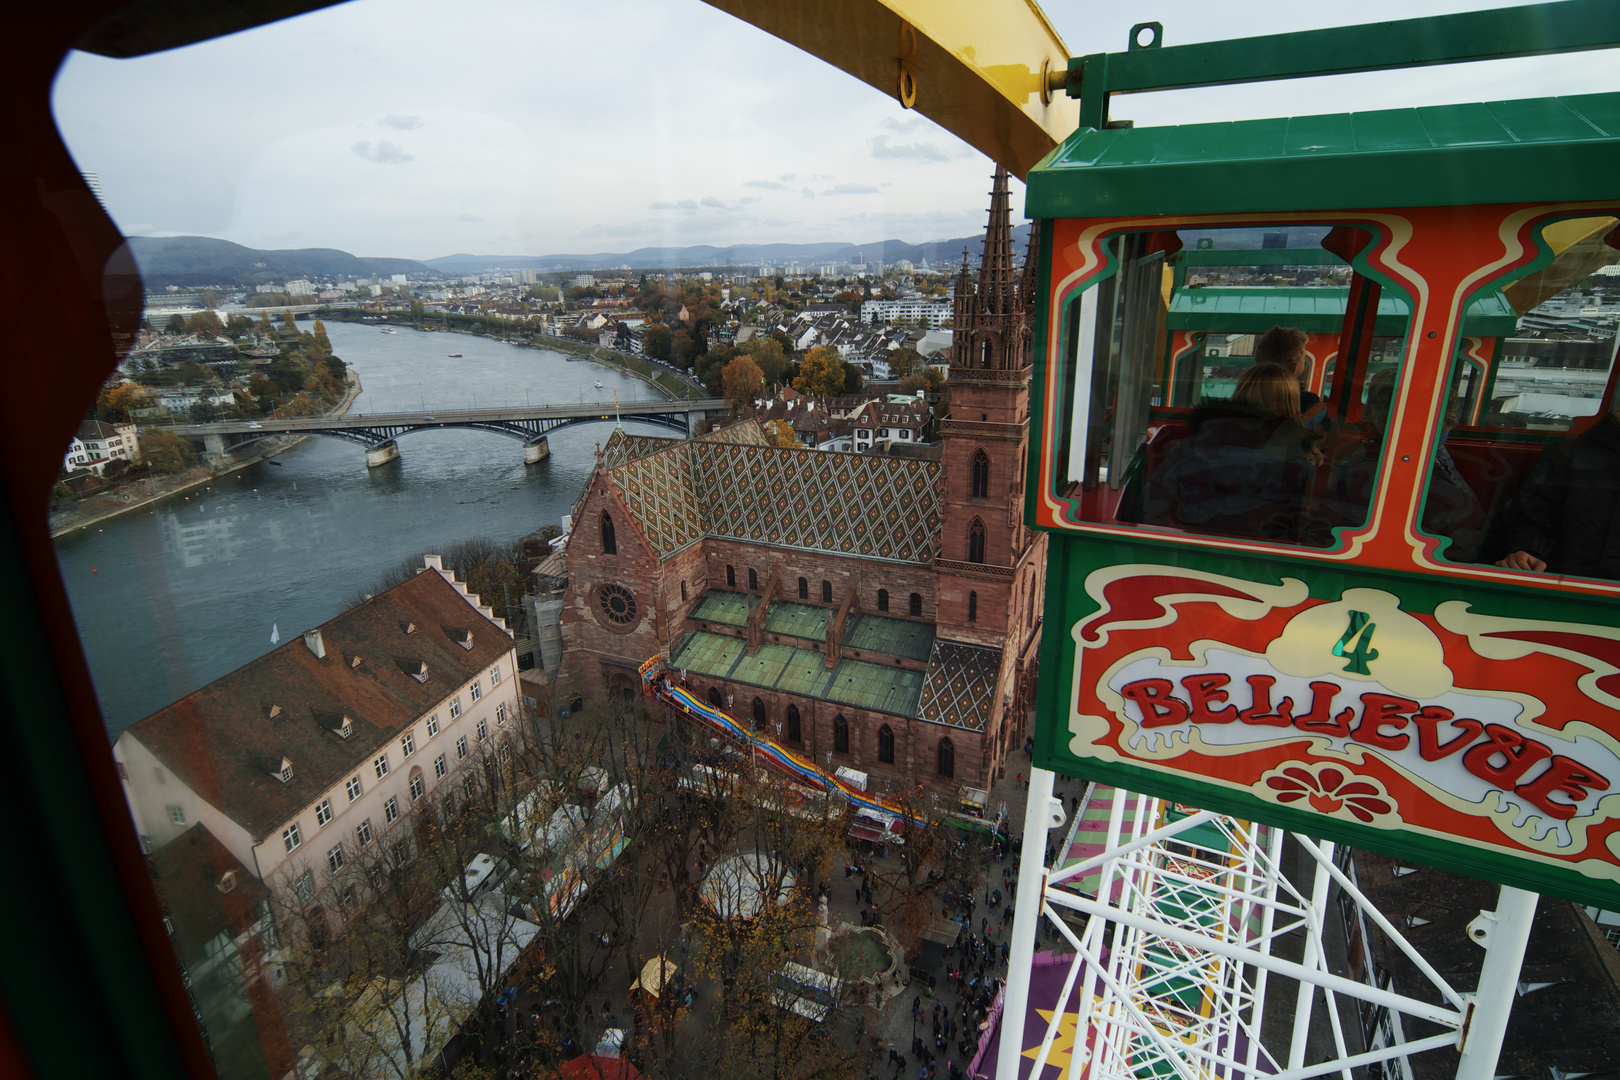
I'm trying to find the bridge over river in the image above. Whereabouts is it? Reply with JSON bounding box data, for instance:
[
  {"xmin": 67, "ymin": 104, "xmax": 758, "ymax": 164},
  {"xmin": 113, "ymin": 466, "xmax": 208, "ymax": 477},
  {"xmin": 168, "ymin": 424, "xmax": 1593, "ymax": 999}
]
[{"xmin": 162, "ymin": 398, "xmax": 729, "ymax": 468}]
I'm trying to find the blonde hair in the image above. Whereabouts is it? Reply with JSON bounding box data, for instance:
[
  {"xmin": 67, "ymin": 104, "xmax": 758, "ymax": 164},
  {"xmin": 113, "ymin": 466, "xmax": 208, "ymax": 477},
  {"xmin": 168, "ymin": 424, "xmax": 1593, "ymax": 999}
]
[{"xmin": 1234, "ymin": 363, "xmax": 1302, "ymax": 419}]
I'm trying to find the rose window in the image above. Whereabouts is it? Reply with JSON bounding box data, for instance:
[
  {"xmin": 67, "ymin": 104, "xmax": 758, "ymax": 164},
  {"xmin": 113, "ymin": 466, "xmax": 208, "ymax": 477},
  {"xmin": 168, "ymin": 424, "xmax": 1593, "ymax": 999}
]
[{"xmin": 599, "ymin": 583, "xmax": 638, "ymax": 625}]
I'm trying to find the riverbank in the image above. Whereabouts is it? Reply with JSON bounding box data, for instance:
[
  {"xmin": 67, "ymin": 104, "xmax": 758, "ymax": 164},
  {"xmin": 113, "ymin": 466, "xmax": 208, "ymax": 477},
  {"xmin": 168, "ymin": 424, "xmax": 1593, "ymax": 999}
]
[
  {"xmin": 315, "ymin": 307, "xmax": 706, "ymax": 401},
  {"xmin": 529, "ymin": 333, "xmax": 705, "ymax": 401},
  {"xmin": 48, "ymin": 371, "xmax": 363, "ymax": 538}
]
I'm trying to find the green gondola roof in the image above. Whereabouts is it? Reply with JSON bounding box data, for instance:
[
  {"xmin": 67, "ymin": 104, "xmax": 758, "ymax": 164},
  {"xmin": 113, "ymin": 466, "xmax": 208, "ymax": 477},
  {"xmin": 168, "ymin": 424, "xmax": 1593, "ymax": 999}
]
[
  {"xmin": 1165, "ymin": 287, "xmax": 1519, "ymax": 337},
  {"xmin": 1026, "ymin": 92, "xmax": 1620, "ymax": 219}
]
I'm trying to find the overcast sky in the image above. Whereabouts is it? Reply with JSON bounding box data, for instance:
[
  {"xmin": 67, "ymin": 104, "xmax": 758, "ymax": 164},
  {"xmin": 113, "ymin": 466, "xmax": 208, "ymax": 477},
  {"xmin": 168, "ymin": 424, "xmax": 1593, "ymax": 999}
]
[{"xmin": 50, "ymin": 0, "xmax": 1618, "ymax": 262}]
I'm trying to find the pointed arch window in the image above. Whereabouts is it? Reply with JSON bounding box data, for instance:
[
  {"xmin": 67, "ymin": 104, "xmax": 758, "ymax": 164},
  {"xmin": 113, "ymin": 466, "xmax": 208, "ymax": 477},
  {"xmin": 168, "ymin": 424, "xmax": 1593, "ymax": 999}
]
[
  {"xmin": 708, "ymin": 687, "xmax": 724, "ymax": 709},
  {"xmin": 980, "ymin": 338, "xmax": 993, "ymax": 368},
  {"xmin": 968, "ymin": 518, "xmax": 986, "ymax": 564},
  {"xmin": 970, "ymin": 449, "xmax": 991, "ymax": 499},
  {"xmin": 726, "ymin": 564, "xmax": 735, "ymax": 588},
  {"xmin": 834, "ymin": 715, "xmax": 849, "ymax": 754},
  {"xmin": 787, "ymin": 704, "xmax": 801, "ymax": 743},
  {"xmin": 937, "ymin": 737, "xmax": 955, "ymax": 778},
  {"xmin": 600, "ymin": 512, "xmax": 617, "ymax": 555},
  {"xmin": 822, "ymin": 580, "xmax": 832, "ymax": 604},
  {"xmin": 908, "ymin": 593, "xmax": 922, "ymax": 617},
  {"xmin": 752, "ymin": 697, "xmax": 767, "ymax": 732},
  {"xmin": 878, "ymin": 724, "xmax": 895, "ymax": 764},
  {"xmin": 877, "ymin": 589, "xmax": 889, "ymax": 613},
  {"xmin": 748, "ymin": 568, "xmax": 758, "ymax": 592},
  {"xmin": 798, "ymin": 577, "xmax": 808, "ymax": 600},
  {"xmin": 968, "ymin": 591, "xmax": 978, "ymax": 623}
]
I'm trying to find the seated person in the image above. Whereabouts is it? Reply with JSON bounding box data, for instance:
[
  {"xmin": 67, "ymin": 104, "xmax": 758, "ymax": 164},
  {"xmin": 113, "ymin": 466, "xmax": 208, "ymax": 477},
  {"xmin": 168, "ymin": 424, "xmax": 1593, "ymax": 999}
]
[
  {"xmin": 1253, "ymin": 325, "xmax": 1321, "ymax": 412},
  {"xmin": 1495, "ymin": 406, "xmax": 1620, "ymax": 579},
  {"xmin": 1142, "ymin": 363, "xmax": 1320, "ymax": 543}
]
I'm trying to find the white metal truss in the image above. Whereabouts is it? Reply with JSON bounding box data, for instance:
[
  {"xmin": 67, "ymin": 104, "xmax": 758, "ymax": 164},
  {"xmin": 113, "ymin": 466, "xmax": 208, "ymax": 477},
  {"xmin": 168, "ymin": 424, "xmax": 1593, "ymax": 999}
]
[{"xmin": 997, "ymin": 768, "xmax": 1537, "ymax": 1080}]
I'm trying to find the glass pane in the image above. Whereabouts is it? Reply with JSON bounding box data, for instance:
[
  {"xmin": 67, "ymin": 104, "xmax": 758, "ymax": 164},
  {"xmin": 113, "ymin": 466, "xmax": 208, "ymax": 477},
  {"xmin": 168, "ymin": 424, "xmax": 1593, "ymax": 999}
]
[
  {"xmin": 1056, "ymin": 224, "xmax": 1412, "ymax": 549},
  {"xmin": 1431, "ymin": 216, "xmax": 1620, "ymax": 571}
]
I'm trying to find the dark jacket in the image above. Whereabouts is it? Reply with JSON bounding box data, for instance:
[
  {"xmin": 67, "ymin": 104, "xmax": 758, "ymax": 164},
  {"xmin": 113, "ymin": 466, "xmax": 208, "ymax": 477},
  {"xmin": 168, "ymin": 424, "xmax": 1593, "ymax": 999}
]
[
  {"xmin": 1502, "ymin": 413, "xmax": 1620, "ymax": 579},
  {"xmin": 1142, "ymin": 402, "xmax": 1318, "ymax": 543}
]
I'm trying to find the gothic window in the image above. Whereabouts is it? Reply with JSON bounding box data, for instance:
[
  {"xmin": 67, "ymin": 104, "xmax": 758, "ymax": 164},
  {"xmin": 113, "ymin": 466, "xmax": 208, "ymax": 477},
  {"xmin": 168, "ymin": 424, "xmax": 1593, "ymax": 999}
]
[
  {"xmin": 708, "ymin": 687, "xmax": 724, "ymax": 709},
  {"xmin": 834, "ymin": 715, "xmax": 849, "ymax": 754},
  {"xmin": 878, "ymin": 724, "xmax": 895, "ymax": 764},
  {"xmin": 938, "ymin": 737, "xmax": 955, "ymax": 778},
  {"xmin": 909, "ymin": 593, "xmax": 922, "ymax": 617},
  {"xmin": 968, "ymin": 518, "xmax": 986, "ymax": 564},
  {"xmin": 600, "ymin": 513, "xmax": 616, "ymax": 555},
  {"xmin": 798, "ymin": 577, "xmax": 808, "ymax": 600},
  {"xmin": 787, "ymin": 704, "xmax": 801, "ymax": 743},
  {"xmin": 748, "ymin": 568, "xmax": 758, "ymax": 592},
  {"xmin": 726, "ymin": 564, "xmax": 736, "ymax": 588},
  {"xmin": 877, "ymin": 589, "xmax": 889, "ymax": 613},
  {"xmin": 822, "ymin": 580, "xmax": 832, "ymax": 603},
  {"xmin": 971, "ymin": 449, "xmax": 991, "ymax": 499},
  {"xmin": 681, "ymin": 581, "xmax": 688, "ymax": 601},
  {"xmin": 968, "ymin": 591, "xmax": 978, "ymax": 623},
  {"xmin": 981, "ymin": 338, "xmax": 992, "ymax": 368}
]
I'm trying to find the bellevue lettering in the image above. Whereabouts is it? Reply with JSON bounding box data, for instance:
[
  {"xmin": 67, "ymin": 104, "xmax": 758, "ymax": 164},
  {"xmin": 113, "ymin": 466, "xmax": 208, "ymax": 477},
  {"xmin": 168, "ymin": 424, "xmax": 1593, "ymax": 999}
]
[{"xmin": 1117, "ymin": 674, "xmax": 1610, "ymax": 821}]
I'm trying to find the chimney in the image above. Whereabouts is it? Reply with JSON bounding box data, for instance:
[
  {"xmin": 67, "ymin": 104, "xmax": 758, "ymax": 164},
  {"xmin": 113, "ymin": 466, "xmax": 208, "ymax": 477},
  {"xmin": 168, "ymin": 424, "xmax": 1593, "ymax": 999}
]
[{"xmin": 303, "ymin": 629, "xmax": 327, "ymax": 659}]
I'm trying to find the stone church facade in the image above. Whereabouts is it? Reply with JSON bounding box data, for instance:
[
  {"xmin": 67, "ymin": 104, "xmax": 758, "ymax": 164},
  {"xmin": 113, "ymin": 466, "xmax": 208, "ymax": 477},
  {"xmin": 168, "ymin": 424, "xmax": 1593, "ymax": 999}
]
[{"xmin": 556, "ymin": 168, "xmax": 1046, "ymax": 798}]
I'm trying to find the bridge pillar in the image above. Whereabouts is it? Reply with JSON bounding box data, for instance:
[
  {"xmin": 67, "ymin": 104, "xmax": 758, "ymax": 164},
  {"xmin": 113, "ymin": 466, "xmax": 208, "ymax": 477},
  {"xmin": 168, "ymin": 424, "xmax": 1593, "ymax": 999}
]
[
  {"xmin": 523, "ymin": 435, "xmax": 550, "ymax": 464},
  {"xmin": 201, "ymin": 433, "xmax": 231, "ymax": 469},
  {"xmin": 688, "ymin": 410, "xmax": 706, "ymax": 437},
  {"xmin": 365, "ymin": 439, "xmax": 400, "ymax": 468}
]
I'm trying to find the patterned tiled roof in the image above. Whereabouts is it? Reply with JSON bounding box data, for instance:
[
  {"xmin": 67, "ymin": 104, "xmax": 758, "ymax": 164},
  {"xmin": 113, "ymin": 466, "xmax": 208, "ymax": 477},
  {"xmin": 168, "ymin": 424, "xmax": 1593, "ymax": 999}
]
[
  {"xmin": 697, "ymin": 418, "xmax": 769, "ymax": 445},
  {"xmin": 601, "ymin": 429, "xmax": 680, "ymax": 468},
  {"xmin": 601, "ymin": 425, "xmax": 943, "ymax": 564},
  {"xmin": 916, "ymin": 641, "xmax": 1003, "ymax": 731}
]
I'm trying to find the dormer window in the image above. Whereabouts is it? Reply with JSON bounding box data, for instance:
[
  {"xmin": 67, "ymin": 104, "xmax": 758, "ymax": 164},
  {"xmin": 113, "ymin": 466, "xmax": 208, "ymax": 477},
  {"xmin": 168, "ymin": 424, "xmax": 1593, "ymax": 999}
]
[
  {"xmin": 266, "ymin": 704, "xmax": 281, "ymax": 719},
  {"xmin": 395, "ymin": 657, "xmax": 430, "ymax": 683},
  {"xmin": 402, "ymin": 621, "xmax": 417, "ymax": 635},
  {"xmin": 277, "ymin": 758, "xmax": 294, "ymax": 784},
  {"xmin": 350, "ymin": 655, "xmax": 363, "ymax": 669},
  {"xmin": 444, "ymin": 626, "xmax": 473, "ymax": 651},
  {"xmin": 338, "ymin": 716, "xmax": 353, "ymax": 739},
  {"xmin": 217, "ymin": 871, "xmax": 236, "ymax": 894}
]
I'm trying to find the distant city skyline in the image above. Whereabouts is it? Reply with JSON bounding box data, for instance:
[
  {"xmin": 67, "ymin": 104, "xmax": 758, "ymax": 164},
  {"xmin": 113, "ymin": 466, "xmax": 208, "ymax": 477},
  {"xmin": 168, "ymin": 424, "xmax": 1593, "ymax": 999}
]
[{"xmin": 51, "ymin": 0, "xmax": 1619, "ymax": 261}]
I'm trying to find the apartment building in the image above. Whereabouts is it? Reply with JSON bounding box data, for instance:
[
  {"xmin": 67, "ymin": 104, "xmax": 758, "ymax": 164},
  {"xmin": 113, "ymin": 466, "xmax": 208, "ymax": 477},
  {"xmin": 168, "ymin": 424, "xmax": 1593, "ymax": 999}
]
[{"xmin": 114, "ymin": 556, "xmax": 520, "ymax": 917}]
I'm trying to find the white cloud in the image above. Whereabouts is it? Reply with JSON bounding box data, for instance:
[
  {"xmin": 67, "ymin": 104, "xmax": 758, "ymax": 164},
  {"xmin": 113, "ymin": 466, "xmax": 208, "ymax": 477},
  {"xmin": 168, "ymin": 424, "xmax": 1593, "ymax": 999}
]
[
  {"xmin": 49, "ymin": 0, "xmax": 1618, "ymax": 259},
  {"xmin": 700, "ymin": 196, "xmax": 725, "ymax": 208},
  {"xmin": 351, "ymin": 140, "xmax": 414, "ymax": 165}
]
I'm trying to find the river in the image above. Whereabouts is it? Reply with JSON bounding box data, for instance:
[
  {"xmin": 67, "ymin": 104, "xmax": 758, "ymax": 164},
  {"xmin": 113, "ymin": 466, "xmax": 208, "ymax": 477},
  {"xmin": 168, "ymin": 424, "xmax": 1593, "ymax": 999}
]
[{"xmin": 54, "ymin": 321, "xmax": 673, "ymax": 740}]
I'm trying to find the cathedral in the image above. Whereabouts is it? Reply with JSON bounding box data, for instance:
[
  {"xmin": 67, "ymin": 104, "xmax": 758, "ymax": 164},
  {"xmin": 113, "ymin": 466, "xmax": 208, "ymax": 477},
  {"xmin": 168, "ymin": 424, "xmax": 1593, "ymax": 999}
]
[{"xmin": 555, "ymin": 168, "xmax": 1046, "ymax": 797}]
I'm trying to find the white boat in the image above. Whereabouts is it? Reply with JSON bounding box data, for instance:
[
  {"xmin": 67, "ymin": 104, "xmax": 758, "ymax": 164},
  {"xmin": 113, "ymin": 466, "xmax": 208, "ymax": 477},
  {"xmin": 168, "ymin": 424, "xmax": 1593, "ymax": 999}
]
[
  {"xmin": 448, "ymin": 353, "xmax": 463, "ymax": 358},
  {"xmin": 594, "ymin": 381, "xmax": 604, "ymax": 389},
  {"xmin": 380, "ymin": 328, "xmax": 396, "ymax": 334}
]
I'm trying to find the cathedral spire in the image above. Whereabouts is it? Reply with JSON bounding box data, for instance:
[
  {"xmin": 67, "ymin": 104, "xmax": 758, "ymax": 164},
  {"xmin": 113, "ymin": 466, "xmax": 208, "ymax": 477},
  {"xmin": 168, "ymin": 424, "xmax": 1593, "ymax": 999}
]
[{"xmin": 977, "ymin": 166, "xmax": 1016, "ymax": 317}]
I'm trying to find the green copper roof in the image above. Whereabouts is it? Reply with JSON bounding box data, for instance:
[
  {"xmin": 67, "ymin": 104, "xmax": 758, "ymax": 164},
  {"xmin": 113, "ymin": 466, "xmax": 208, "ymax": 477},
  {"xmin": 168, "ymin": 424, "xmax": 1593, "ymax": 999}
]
[
  {"xmin": 1165, "ymin": 287, "xmax": 1518, "ymax": 336},
  {"xmin": 1027, "ymin": 92, "xmax": 1620, "ymax": 219}
]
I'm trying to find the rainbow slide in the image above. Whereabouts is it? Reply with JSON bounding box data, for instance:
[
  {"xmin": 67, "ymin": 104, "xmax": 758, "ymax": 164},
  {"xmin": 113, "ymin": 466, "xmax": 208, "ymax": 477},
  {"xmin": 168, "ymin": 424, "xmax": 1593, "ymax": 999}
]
[{"xmin": 639, "ymin": 657, "xmax": 929, "ymax": 828}]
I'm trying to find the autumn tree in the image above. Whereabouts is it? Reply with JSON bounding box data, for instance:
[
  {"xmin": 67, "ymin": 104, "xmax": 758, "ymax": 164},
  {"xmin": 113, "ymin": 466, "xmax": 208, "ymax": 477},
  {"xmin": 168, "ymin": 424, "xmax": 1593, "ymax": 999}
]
[
  {"xmin": 792, "ymin": 347, "xmax": 845, "ymax": 399},
  {"xmin": 762, "ymin": 419, "xmax": 799, "ymax": 448},
  {"xmin": 138, "ymin": 429, "xmax": 198, "ymax": 474},
  {"xmin": 642, "ymin": 324, "xmax": 673, "ymax": 362},
  {"xmin": 887, "ymin": 347, "xmax": 923, "ymax": 379},
  {"xmin": 741, "ymin": 336, "xmax": 789, "ymax": 387},
  {"xmin": 721, "ymin": 355, "xmax": 765, "ymax": 415},
  {"xmin": 95, "ymin": 381, "xmax": 149, "ymax": 422},
  {"xmin": 281, "ymin": 309, "xmax": 297, "ymax": 332},
  {"xmin": 185, "ymin": 309, "xmax": 224, "ymax": 337}
]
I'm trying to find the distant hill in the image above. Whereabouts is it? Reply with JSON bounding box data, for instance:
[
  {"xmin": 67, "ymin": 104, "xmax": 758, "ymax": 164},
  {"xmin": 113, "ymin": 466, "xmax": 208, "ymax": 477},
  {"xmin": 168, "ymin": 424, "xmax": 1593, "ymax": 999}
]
[
  {"xmin": 127, "ymin": 224, "xmax": 1036, "ymax": 288},
  {"xmin": 424, "ymin": 224, "xmax": 1034, "ymax": 274},
  {"xmin": 127, "ymin": 236, "xmax": 433, "ymax": 289}
]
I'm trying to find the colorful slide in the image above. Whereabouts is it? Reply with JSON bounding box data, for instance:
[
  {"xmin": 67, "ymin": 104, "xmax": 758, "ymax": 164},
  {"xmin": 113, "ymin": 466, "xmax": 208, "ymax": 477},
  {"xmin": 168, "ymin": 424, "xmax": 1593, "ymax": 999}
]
[{"xmin": 639, "ymin": 657, "xmax": 930, "ymax": 828}]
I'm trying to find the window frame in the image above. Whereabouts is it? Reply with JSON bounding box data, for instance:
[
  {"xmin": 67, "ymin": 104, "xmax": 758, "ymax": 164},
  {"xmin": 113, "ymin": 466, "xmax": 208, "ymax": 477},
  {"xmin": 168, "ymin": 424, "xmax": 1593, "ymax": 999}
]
[
  {"xmin": 282, "ymin": 824, "xmax": 301, "ymax": 852},
  {"xmin": 384, "ymin": 796, "xmax": 399, "ymax": 824},
  {"xmin": 373, "ymin": 754, "xmax": 389, "ymax": 779},
  {"xmin": 314, "ymin": 799, "xmax": 332, "ymax": 827},
  {"xmin": 345, "ymin": 775, "xmax": 362, "ymax": 801}
]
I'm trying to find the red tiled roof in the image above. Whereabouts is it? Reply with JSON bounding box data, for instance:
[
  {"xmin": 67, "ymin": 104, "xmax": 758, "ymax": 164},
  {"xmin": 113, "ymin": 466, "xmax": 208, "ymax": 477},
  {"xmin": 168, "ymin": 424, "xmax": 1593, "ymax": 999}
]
[
  {"xmin": 149, "ymin": 823, "xmax": 269, "ymax": 957},
  {"xmin": 125, "ymin": 569, "xmax": 513, "ymax": 840},
  {"xmin": 557, "ymin": 1055, "xmax": 643, "ymax": 1080}
]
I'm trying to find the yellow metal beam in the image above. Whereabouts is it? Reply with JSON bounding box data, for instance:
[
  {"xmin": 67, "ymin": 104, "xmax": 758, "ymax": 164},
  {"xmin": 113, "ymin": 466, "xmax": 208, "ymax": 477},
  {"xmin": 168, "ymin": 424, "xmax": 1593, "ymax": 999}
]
[{"xmin": 700, "ymin": 0, "xmax": 1078, "ymax": 179}]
